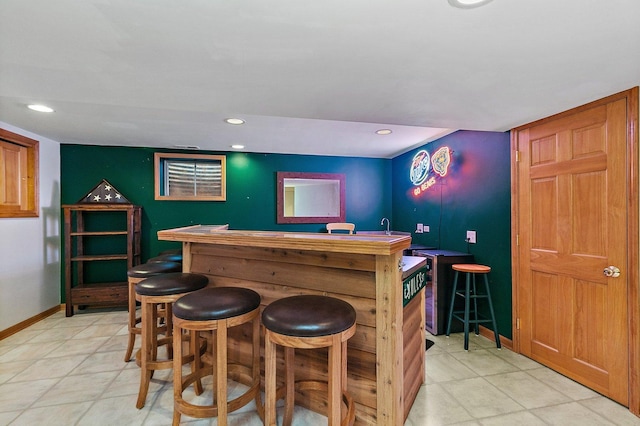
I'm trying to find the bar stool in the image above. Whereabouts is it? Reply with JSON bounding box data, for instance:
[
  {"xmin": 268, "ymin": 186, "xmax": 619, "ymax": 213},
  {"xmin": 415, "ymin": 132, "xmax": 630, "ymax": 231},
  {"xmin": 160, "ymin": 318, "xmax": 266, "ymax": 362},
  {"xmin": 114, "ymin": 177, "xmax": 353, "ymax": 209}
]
[
  {"xmin": 124, "ymin": 261, "xmax": 182, "ymax": 362},
  {"xmin": 134, "ymin": 272, "xmax": 209, "ymax": 409},
  {"xmin": 262, "ymin": 295, "xmax": 357, "ymax": 426},
  {"xmin": 172, "ymin": 287, "xmax": 263, "ymax": 426},
  {"xmin": 446, "ymin": 264, "xmax": 500, "ymax": 350}
]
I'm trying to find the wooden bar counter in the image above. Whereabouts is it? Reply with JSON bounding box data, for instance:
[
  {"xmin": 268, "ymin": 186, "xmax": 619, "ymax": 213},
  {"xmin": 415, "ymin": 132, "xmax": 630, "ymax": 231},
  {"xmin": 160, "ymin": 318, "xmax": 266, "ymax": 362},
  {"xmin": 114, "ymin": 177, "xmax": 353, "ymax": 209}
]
[{"xmin": 158, "ymin": 225, "xmax": 426, "ymax": 425}]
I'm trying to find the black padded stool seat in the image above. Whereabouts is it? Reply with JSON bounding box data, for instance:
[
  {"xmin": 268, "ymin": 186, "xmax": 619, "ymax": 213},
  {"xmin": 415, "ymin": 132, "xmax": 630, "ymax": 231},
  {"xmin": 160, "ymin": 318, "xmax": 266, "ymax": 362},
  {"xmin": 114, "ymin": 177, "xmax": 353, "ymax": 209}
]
[
  {"xmin": 173, "ymin": 287, "xmax": 261, "ymax": 321},
  {"xmin": 262, "ymin": 295, "xmax": 357, "ymax": 426},
  {"xmin": 124, "ymin": 261, "xmax": 183, "ymax": 362},
  {"xmin": 133, "ymin": 272, "xmax": 209, "ymax": 409},
  {"xmin": 147, "ymin": 253, "xmax": 183, "ymax": 263},
  {"xmin": 262, "ymin": 294, "xmax": 356, "ymax": 337},
  {"xmin": 128, "ymin": 261, "xmax": 182, "ymax": 278},
  {"xmin": 172, "ymin": 287, "xmax": 263, "ymax": 426},
  {"xmin": 135, "ymin": 272, "xmax": 207, "ymax": 297}
]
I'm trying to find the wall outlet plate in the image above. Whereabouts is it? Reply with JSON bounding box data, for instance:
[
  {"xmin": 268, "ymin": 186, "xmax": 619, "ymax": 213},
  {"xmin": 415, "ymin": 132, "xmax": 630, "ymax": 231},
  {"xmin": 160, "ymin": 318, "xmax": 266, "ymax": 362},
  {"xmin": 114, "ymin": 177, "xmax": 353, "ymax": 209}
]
[
  {"xmin": 466, "ymin": 230, "xmax": 477, "ymax": 244},
  {"xmin": 416, "ymin": 223, "xmax": 424, "ymax": 233},
  {"xmin": 424, "ymin": 225, "xmax": 430, "ymax": 233}
]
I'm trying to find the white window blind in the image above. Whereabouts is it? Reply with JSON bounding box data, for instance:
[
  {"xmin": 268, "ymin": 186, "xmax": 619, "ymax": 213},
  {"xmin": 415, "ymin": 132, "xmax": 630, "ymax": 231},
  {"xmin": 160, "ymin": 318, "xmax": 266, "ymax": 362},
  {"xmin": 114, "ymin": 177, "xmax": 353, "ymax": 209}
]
[
  {"xmin": 154, "ymin": 153, "xmax": 226, "ymax": 201},
  {"xmin": 165, "ymin": 160, "xmax": 223, "ymax": 197}
]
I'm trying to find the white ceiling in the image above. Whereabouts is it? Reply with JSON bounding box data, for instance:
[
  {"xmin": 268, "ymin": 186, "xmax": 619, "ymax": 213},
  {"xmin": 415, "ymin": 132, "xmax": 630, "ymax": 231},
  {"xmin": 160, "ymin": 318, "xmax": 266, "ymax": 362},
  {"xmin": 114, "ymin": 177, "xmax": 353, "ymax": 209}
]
[{"xmin": 1, "ymin": 0, "xmax": 638, "ymax": 158}]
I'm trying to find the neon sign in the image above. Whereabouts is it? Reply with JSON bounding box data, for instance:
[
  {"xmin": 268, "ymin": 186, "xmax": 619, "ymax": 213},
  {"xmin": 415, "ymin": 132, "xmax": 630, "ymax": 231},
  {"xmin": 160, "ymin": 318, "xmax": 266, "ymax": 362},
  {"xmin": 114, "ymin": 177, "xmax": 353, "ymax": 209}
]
[{"xmin": 410, "ymin": 146, "xmax": 451, "ymax": 196}]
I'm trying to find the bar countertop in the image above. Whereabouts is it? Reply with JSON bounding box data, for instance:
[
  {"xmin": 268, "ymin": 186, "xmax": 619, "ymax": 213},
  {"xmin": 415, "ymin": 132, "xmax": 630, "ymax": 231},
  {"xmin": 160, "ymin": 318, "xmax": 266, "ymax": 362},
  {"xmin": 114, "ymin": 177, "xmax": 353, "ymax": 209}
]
[{"xmin": 158, "ymin": 224, "xmax": 412, "ymax": 256}]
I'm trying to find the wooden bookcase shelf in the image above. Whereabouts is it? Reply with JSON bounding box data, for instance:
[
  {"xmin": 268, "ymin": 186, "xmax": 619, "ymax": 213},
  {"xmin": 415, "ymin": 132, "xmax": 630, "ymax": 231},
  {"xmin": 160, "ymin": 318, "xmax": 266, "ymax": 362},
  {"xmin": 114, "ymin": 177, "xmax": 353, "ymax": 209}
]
[
  {"xmin": 70, "ymin": 231, "xmax": 129, "ymax": 236},
  {"xmin": 63, "ymin": 204, "xmax": 142, "ymax": 316}
]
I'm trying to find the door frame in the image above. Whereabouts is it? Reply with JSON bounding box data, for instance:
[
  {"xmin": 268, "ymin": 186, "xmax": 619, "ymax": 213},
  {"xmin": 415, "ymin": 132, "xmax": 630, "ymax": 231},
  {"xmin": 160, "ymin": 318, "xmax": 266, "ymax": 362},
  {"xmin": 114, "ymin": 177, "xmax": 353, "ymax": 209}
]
[{"xmin": 510, "ymin": 87, "xmax": 639, "ymax": 415}]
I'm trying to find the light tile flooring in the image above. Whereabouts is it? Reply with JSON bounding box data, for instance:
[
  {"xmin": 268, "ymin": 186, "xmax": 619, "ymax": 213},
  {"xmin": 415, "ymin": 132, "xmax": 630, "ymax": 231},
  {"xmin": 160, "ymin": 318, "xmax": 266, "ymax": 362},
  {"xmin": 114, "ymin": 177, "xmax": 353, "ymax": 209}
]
[{"xmin": 0, "ymin": 309, "xmax": 639, "ymax": 425}]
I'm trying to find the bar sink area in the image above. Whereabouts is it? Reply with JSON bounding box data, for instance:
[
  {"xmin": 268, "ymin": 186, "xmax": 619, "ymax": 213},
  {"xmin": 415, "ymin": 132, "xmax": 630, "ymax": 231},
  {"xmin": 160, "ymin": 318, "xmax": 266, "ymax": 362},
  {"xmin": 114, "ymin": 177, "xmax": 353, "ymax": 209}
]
[{"xmin": 356, "ymin": 230, "xmax": 412, "ymax": 236}]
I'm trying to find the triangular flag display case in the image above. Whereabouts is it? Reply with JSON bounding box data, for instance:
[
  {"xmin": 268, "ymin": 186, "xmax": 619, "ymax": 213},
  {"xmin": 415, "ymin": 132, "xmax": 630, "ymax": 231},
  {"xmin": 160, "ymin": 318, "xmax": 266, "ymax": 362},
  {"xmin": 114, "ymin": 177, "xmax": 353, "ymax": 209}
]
[
  {"xmin": 76, "ymin": 179, "xmax": 131, "ymax": 204},
  {"xmin": 63, "ymin": 180, "xmax": 141, "ymax": 316}
]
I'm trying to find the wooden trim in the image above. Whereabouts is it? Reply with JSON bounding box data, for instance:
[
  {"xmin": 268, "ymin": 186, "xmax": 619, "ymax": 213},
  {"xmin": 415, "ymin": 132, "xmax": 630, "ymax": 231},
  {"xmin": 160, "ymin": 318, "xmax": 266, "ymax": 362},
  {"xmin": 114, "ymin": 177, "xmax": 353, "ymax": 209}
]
[
  {"xmin": 0, "ymin": 304, "xmax": 62, "ymax": 340},
  {"xmin": 626, "ymin": 86, "xmax": 639, "ymax": 416},
  {"xmin": 154, "ymin": 152, "xmax": 226, "ymax": 201},
  {"xmin": 0, "ymin": 128, "xmax": 39, "ymax": 218},
  {"xmin": 375, "ymin": 253, "xmax": 404, "ymax": 425},
  {"xmin": 477, "ymin": 325, "xmax": 513, "ymax": 351},
  {"xmin": 509, "ymin": 129, "xmax": 520, "ymax": 353}
]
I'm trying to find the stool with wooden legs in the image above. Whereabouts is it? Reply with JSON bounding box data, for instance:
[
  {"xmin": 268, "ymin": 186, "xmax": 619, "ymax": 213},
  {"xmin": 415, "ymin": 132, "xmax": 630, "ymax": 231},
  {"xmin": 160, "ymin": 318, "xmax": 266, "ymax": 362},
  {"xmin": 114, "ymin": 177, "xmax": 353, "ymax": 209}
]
[
  {"xmin": 262, "ymin": 295, "xmax": 357, "ymax": 426},
  {"xmin": 172, "ymin": 287, "xmax": 263, "ymax": 426},
  {"xmin": 446, "ymin": 263, "xmax": 500, "ymax": 350},
  {"xmin": 124, "ymin": 261, "xmax": 182, "ymax": 362},
  {"xmin": 134, "ymin": 272, "xmax": 208, "ymax": 409}
]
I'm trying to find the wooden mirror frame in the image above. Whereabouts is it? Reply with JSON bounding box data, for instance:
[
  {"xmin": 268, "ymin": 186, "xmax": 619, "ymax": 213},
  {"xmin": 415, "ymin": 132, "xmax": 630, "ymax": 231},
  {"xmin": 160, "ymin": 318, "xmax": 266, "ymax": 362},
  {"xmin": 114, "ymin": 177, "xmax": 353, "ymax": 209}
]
[{"xmin": 276, "ymin": 172, "xmax": 346, "ymax": 224}]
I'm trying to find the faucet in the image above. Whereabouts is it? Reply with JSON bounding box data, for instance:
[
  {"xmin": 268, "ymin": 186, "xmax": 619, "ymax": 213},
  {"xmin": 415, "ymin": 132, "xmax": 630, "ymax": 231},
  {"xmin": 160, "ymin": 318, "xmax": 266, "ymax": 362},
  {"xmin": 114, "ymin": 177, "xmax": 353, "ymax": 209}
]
[{"xmin": 380, "ymin": 217, "xmax": 391, "ymax": 236}]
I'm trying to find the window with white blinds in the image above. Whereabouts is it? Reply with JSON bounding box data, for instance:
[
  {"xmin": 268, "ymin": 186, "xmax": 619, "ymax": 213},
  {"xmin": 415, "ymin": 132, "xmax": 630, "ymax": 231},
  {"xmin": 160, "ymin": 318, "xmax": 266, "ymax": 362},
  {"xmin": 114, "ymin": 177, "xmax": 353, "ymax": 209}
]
[{"xmin": 154, "ymin": 153, "xmax": 226, "ymax": 201}]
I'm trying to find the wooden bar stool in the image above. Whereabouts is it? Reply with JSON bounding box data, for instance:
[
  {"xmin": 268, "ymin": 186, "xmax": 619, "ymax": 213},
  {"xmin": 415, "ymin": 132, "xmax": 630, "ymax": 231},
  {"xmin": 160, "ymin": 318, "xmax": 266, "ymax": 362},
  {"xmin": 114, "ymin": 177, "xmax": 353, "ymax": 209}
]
[
  {"xmin": 134, "ymin": 272, "xmax": 209, "ymax": 409},
  {"xmin": 124, "ymin": 261, "xmax": 182, "ymax": 362},
  {"xmin": 172, "ymin": 287, "xmax": 263, "ymax": 426},
  {"xmin": 262, "ymin": 295, "xmax": 357, "ymax": 426},
  {"xmin": 445, "ymin": 264, "xmax": 501, "ymax": 350}
]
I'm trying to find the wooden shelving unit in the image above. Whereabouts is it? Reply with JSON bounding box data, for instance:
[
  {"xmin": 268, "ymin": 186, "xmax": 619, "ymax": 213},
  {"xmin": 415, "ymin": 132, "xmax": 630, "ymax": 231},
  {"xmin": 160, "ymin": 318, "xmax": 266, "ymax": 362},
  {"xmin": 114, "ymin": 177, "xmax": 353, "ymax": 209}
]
[{"xmin": 63, "ymin": 204, "xmax": 141, "ymax": 316}]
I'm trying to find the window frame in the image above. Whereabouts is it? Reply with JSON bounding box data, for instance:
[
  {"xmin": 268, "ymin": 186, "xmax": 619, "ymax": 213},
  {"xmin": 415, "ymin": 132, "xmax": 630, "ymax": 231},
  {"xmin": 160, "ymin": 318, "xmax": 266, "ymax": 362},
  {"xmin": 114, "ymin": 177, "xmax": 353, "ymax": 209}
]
[
  {"xmin": 0, "ymin": 128, "xmax": 39, "ymax": 218},
  {"xmin": 154, "ymin": 152, "xmax": 226, "ymax": 201}
]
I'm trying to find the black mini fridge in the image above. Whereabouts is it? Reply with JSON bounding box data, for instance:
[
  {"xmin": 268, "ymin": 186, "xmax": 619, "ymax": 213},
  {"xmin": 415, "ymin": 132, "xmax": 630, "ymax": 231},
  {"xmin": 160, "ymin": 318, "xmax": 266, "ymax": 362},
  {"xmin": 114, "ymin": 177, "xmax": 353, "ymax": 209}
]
[{"xmin": 412, "ymin": 249, "xmax": 474, "ymax": 335}]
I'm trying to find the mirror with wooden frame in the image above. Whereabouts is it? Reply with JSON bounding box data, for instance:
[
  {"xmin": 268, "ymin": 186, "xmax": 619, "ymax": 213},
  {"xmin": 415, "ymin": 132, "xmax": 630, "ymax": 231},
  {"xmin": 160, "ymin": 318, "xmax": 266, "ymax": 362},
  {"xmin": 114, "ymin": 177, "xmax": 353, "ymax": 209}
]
[{"xmin": 276, "ymin": 172, "xmax": 346, "ymax": 224}]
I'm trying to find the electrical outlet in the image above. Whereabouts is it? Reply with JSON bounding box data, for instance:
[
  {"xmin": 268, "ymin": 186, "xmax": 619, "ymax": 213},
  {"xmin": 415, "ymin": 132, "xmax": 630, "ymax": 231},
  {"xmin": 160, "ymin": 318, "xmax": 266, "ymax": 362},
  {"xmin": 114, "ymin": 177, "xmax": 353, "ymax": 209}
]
[
  {"xmin": 424, "ymin": 225, "xmax": 430, "ymax": 233},
  {"xmin": 466, "ymin": 230, "xmax": 477, "ymax": 244},
  {"xmin": 416, "ymin": 223, "xmax": 423, "ymax": 233}
]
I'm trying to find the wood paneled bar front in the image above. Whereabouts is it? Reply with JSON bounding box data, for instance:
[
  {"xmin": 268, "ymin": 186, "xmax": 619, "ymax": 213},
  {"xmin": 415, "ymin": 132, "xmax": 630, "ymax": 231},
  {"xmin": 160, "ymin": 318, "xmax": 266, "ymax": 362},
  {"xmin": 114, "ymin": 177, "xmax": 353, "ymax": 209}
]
[{"xmin": 157, "ymin": 225, "xmax": 425, "ymax": 425}]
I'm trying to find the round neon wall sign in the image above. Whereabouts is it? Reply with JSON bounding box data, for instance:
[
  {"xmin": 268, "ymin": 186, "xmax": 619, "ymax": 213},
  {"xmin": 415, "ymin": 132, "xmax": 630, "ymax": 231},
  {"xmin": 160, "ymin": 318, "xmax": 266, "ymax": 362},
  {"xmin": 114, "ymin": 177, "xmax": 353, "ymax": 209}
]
[
  {"xmin": 409, "ymin": 147, "xmax": 451, "ymax": 196},
  {"xmin": 409, "ymin": 150, "xmax": 431, "ymax": 185}
]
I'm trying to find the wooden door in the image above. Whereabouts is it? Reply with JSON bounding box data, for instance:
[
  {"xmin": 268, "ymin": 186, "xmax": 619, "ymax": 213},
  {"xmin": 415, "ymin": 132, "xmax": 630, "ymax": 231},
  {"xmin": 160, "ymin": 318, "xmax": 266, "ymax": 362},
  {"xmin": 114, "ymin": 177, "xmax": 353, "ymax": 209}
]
[{"xmin": 513, "ymin": 88, "xmax": 638, "ymax": 407}]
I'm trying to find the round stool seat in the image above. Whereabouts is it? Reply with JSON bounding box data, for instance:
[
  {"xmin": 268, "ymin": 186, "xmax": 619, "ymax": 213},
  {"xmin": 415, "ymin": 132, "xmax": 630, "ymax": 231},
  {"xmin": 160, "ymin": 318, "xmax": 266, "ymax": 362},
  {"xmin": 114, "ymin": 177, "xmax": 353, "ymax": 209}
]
[
  {"xmin": 262, "ymin": 294, "xmax": 356, "ymax": 337},
  {"xmin": 135, "ymin": 272, "xmax": 208, "ymax": 297},
  {"xmin": 173, "ymin": 287, "xmax": 261, "ymax": 321},
  {"xmin": 147, "ymin": 253, "xmax": 183, "ymax": 263},
  {"xmin": 452, "ymin": 264, "xmax": 491, "ymax": 274},
  {"xmin": 128, "ymin": 261, "xmax": 182, "ymax": 278}
]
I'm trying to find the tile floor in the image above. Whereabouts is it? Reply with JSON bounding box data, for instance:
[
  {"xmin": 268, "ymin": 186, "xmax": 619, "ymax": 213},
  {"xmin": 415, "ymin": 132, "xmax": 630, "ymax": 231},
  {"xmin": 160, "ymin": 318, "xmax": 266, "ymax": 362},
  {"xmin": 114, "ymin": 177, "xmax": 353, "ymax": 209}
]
[{"xmin": 0, "ymin": 308, "xmax": 638, "ymax": 425}]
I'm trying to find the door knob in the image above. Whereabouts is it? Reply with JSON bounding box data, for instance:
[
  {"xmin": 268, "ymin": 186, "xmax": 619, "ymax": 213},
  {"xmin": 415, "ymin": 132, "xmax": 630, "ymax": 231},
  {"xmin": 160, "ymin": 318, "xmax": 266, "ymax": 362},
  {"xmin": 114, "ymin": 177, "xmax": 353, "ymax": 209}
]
[{"xmin": 603, "ymin": 266, "xmax": 621, "ymax": 278}]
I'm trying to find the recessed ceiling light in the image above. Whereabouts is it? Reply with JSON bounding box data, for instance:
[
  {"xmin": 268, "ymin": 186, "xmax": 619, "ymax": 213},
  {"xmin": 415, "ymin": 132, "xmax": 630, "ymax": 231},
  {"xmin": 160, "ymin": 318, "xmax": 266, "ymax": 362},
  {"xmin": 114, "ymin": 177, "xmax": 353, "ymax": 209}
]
[
  {"xmin": 224, "ymin": 118, "xmax": 245, "ymax": 125},
  {"xmin": 27, "ymin": 104, "xmax": 54, "ymax": 113},
  {"xmin": 448, "ymin": 0, "xmax": 493, "ymax": 9},
  {"xmin": 231, "ymin": 144, "xmax": 245, "ymax": 150},
  {"xmin": 376, "ymin": 129, "xmax": 392, "ymax": 135}
]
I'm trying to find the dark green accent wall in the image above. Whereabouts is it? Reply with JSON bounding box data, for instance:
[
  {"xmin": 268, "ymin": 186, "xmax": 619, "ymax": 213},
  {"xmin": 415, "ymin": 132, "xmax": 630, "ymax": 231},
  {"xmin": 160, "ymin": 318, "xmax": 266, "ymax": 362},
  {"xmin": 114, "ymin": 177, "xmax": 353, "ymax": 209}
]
[
  {"xmin": 391, "ymin": 130, "xmax": 512, "ymax": 339},
  {"xmin": 60, "ymin": 145, "xmax": 392, "ymax": 259},
  {"xmin": 61, "ymin": 131, "xmax": 512, "ymax": 338}
]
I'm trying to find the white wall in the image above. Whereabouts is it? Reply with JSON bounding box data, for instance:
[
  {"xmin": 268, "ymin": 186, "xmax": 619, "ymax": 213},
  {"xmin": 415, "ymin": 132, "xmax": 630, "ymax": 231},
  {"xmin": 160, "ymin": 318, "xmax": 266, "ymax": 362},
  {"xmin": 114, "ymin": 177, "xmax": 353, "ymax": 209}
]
[{"xmin": 0, "ymin": 122, "xmax": 61, "ymax": 331}]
